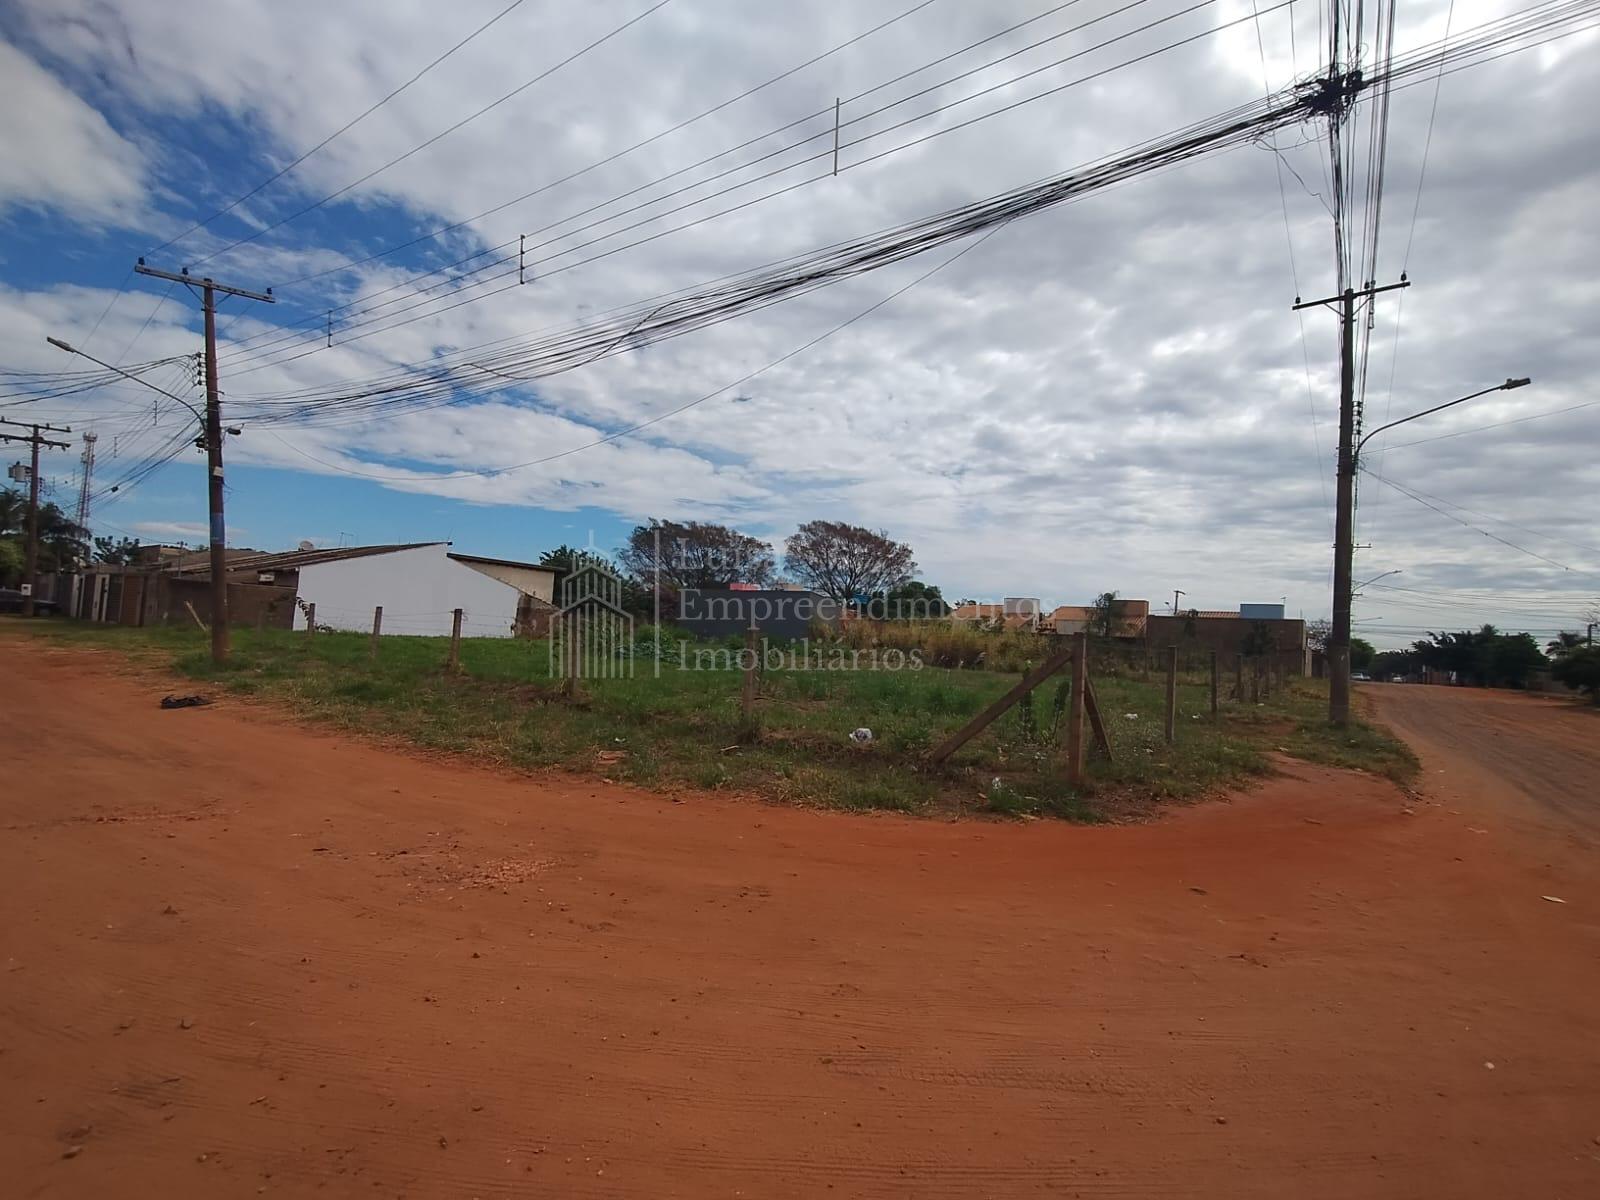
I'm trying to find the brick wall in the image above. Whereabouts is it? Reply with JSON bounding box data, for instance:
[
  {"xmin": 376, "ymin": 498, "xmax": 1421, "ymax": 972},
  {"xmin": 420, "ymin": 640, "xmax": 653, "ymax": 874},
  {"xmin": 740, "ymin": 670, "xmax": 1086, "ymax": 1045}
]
[{"xmin": 1144, "ymin": 614, "xmax": 1307, "ymax": 675}]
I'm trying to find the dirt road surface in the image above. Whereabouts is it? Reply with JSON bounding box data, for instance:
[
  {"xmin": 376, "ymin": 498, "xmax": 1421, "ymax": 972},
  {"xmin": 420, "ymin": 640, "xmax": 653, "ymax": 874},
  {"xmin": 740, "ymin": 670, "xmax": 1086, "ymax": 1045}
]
[
  {"xmin": 1364, "ymin": 680, "xmax": 1600, "ymax": 839},
  {"xmin": 3, "ymin": 638, "xmax": 1598, "ymax": 1198}
]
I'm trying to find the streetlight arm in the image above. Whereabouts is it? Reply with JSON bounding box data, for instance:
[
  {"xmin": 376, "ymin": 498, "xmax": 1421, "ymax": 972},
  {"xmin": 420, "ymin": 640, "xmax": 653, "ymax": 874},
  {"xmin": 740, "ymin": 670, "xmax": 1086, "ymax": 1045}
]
[
  {"xmin": 1356, "ymin": 378, "xmax": 1531, "ymax": 458},
  {"xmin": 46, "ymin": 335, "xmax": 206, "ymax": 427}
]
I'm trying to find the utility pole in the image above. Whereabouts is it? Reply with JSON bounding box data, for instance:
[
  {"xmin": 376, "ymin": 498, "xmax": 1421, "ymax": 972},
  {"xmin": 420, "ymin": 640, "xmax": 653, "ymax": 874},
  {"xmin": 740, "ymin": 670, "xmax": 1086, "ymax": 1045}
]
[
  {"xmin": 0, "ymin": 419, "xmax": 73, "ymax": 617},
  {"xmin": 1294, "ymin": 279, "xmax": 1409, "ymax": 725},
  {"xmin": 133, "ymin": 260, "xmax": 275, "ymax": 664},
  {"xmin": 1171, "ymin": 589, "xmax": 1185, "ymax": 615}
]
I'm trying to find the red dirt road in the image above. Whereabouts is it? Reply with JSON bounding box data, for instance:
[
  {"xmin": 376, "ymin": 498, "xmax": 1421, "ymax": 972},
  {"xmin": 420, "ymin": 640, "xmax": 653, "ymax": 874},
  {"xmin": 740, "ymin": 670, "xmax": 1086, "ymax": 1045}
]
[{"xmin": 3, "ymin": 638, "xmax": 1598, "ymax": 1198}]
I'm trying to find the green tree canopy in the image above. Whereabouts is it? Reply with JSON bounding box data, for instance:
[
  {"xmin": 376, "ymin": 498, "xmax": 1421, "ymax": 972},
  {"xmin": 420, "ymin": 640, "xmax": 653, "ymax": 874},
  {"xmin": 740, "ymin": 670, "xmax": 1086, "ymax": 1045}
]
[
  {"xmin": 1551, "ymin": 646, "xmax": 1600, "ymax": 705},
  {"xmin": 1411, "ymin": 625, "xmax": 1548, "ymax": 688},
  {"xmin": 93, "ymin": 536, "xmax": 143, "ymax": 566}
]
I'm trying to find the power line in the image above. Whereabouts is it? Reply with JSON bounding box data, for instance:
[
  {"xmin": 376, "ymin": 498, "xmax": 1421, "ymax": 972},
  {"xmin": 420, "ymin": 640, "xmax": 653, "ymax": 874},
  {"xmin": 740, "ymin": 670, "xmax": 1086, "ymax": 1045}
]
[
  {"xmin": 223, "ymin": 42, "xmax": 1306, "ymax": 419},
  {"xmin": 147, "ymin": 0, "xmax": 532, "ymax": 256},
  {"xmin": 264, "ymin": 0, "xmax": 949, "ymax": 297},
  {"xmin": 263, "ymin": 219, "xmax": 1012, "ymax": 484},
  {"xmin": 1360, "ymin": 466, "xmax": 1596, "ymax": 575},
  {"xmin": 191, "ymin": 0, "xmax": 677, "ymax": 267},
  {"xmin": 219, "ymin": 0, "xmax": 1597, "ymax": 378},
  {"xmin": 1378, "ymin": 396, "xmax": 1600, "ymax": 450},
  {"xmin": 224, "ymin": 0, "xmax": 1261, "ymax": 376},
  {"xmin": 218, "ymin": 0, "xmax": 1167, "ymax": 366},
  {"xmin": 1359, "ymin": 468, "xmax": 1600, "ymax": 556},
  {"xmin": 226, "ymin": 0, "xmax": 1600, "ymax": 418}
]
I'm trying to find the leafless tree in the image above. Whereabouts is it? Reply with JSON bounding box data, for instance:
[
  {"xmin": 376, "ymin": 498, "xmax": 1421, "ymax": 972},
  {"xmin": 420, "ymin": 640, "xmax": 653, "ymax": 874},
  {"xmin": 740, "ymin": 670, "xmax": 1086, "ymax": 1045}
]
[{"xmin": 784, "ymin": 521, "xmax": 915, "ymax": 604}]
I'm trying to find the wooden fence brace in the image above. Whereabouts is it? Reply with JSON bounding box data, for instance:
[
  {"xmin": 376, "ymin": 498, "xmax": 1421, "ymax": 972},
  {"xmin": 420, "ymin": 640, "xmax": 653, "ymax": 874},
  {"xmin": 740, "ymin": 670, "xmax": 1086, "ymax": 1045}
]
[
  {"xmin": 1083, "ymin": 676, "xmax": 1114, "ymax": 761},
  {"xmin": 447, "ymin": 608, "xmax": 463, "ymax": 673},
  {"xmin": 1065, "ymin": 632, "xmax": 1087, "ymax": 784},
  {"xmin": 926, "ymin": 641, "xmax": 1077, "ymax": 766},
  {"xmin": 305, "ymin": 602, "xmax": 316, "ymax": 637},
  {"xmin": 740, "ymin": 624, "xmax": 759, "ymax": 718},
  {"xmin": 370, "ymin": 605, "xmax": 383, "ymax": 661},
  {"xmin": 183, "ymin": 600, "xmax": 209, "ymax": 634}
]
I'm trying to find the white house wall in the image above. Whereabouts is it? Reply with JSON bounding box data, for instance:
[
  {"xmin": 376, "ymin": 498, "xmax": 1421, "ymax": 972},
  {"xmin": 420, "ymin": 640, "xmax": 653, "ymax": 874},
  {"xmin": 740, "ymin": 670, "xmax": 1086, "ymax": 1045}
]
[{"xmin": 293, "ymin": 544, "xmax": 522, "ymax": 637}]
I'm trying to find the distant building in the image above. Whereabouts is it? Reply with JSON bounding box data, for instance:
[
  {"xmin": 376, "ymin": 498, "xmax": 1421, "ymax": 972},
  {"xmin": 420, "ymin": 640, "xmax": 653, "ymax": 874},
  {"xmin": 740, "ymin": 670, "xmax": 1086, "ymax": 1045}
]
[
  {"xmin": 677, "ymin": 588, "xmax": 840, "ymax": 640},
  {"xmin": 950, "ymin": 594, "xmax": 1307, "ymax": 674},
  {"xmin": 951, "ymin": 597, "xmax": 1042, "ymax": 631},
  {"xmin": 75, "ymin": 542, "xmax": 557, "ymax": 638}
]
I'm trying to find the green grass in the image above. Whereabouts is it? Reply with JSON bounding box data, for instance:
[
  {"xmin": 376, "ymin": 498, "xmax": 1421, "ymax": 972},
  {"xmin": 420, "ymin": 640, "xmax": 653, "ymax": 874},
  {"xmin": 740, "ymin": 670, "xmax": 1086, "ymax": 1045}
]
[{"xmin": 4, "ymin": 618, "xmax": 1416, "ymax": 819}]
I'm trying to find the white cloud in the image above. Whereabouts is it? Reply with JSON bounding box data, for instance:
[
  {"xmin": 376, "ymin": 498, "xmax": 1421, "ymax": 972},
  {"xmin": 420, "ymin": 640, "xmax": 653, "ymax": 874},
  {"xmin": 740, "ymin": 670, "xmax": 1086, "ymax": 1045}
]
[
  {"xmin": 0, "ymin": 38, "xmax": 145, "ymax": 226},
  {"xmin": 129, "ymin": 520, "xmax": 207, "ymax": 538},
  {"xmin": 1, "ymin": 1, "xmax": 1597, "ymax": 645}
]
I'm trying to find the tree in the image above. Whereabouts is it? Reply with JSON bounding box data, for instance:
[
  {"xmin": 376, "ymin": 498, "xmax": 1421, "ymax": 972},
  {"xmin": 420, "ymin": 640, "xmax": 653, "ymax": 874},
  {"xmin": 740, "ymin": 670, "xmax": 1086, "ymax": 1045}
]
[
  {"xmin": 93, "ymin": 536, "xmax": 143, "ymax": 566},
  {"xmin": 1350, "ymin": 638, "xmax": 1376, "ymax": 671},
  {"xmin": 1551, "ymin": 646, "xmax": 1600, "ymax": 705},
  {"xmin": 1090, "ymin": 590, "xmax": 1120, "ymax": 638},
  {"xmin": 1547, "ymin": 630, "xmax": 1586, "ymax": 658},
  {"xmin": 1240, "ymin": 620, "xmax": 1277, "ymax": 656},
  {"xmin": 1306, "ymin": 619, "xmax": 1332, "ymax": 653},
  {"xmin": 539, "ymin": 543, "xmax": 655, "ymax": 615},
  {"xmin": 1487, "ymin": 632, "xmax": 1547, "ymax": 688},
  {"xmin": 0, "ymin": 537, "xmax": 22, "ymax": 585},
  {"xmin": 0, "ymin": 489, "xmax": 87, "ymax": 572},
  {"xmin": 1412, "ymin": 625, "xmax": 1547, "ymax": 688},
  {"xmin": 1370, "ymin": 648, "xmax": 1420, "ymax": 679},
  {"xmin": 869, "ymin": 580, "xmax": 948, "ymax": 620},
  {"xmin": 617, "ymin": 519, "xmax": 775, "ymax": 592},
  {"xmin": 785, "ymin": 521, "xmax": 915, "ymax": 604},
  {"xmin": 0, "ymin": 488, "xmax": 22, "ymax": 537},
  {"xmin": 538, "ymin": 543, "xmax": 612, "ymax": 584}
]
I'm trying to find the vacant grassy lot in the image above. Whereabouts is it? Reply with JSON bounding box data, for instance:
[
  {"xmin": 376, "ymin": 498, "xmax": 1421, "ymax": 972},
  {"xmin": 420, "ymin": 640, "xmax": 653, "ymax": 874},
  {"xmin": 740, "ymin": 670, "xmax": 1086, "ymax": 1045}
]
[{"xmin": 7, "ymin": 619, "xmax": 1415, "ymax": 818}]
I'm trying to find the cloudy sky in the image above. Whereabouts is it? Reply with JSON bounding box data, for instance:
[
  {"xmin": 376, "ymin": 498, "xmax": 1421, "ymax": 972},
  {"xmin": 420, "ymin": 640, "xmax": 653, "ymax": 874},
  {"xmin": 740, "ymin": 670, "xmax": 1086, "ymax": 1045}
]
[{"xmin": 1, "ymin": 0, "xmax": 1596, "ymax": 646}]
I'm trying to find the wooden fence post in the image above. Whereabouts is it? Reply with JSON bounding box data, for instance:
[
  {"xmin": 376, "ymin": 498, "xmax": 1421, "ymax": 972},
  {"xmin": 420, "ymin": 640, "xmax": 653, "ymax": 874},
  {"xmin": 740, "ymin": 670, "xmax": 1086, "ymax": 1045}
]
[
  {"xmin": 1164, "ymin": 645, "xmax": 1178, "ymax": 743},
  {"xmin": 448, "ymin": 608, "xmax": 463, "ymax": 673},
  {"xmin": 1065, "ymin": 632, "xmax": 1087, "ymax": 784},
  {"xmin": 926, "ymin": 641, "xmax": 1077, "ymax": 766},
  {"xmin": 305, "ymin": 602, "xmax": 316, "ymax": 637},
  {"xmin": 741, "ymin": 625, "xmax": 759, "ymax": 719},
  {"xmin": 1251, "ymin": 657, "xmax": 1262, "ymax": 704},
  {"xmin": 1210, "ymin": 649, "xmax": 1219, "ymax": 716},
  {"xmin": 370, "ymin": 605, "xmax": 383, "ymax": 661}
]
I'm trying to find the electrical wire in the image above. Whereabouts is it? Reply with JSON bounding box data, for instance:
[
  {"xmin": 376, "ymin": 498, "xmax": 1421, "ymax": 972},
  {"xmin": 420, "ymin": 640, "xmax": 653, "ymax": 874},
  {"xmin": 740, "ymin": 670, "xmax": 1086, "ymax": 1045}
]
[
  {"xmin": 1359, "ymin": 465, "xmax": 1597, "ymax": 575},
  {"xmin": 190, "ymin": 0, "xmax": 677, "ymax": 267},
  {"xmin": 217, "ymin": 0, "xmax": 1173, "ymax": 367},
  {"xmin": 1376, "ymin": 396, "xmax": 1600, "ymax": 450},
  {"xmin": 261, "ymin": 218, "xmax": 1012, "ymax": 484},
  {"xmin": 219, "ymin": 0, "xmax": 1599, "ymax": 379},
  {"xmin": 148, "ymin": 0, "xmax": 532, "ymax": 256},
  {"xmin": 222, "ymin": 0, "xmax": 1264, "ymax": 377}
]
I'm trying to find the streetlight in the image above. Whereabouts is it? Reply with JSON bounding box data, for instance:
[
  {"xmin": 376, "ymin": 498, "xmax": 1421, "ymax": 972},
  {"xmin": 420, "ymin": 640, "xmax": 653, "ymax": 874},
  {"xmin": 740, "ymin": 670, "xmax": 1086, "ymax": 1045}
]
[
  {"xmin": 1327, "ymin": 377, "xmax": 1530, "ymax": 727},
  {"xmin": 47, "ymin": 337, "xmax": 206, "ymax": 430},
  {"xmin": 1354, "ymin": 569, "xmax": 1402, "ymax": 594},
  {"xmin": 1355, "ymin": 377, "xmax": 1531, "ymax": 465}
]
